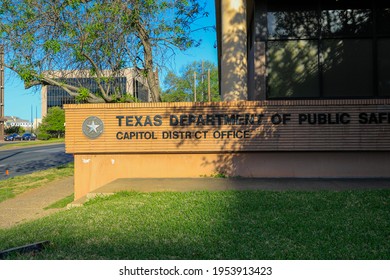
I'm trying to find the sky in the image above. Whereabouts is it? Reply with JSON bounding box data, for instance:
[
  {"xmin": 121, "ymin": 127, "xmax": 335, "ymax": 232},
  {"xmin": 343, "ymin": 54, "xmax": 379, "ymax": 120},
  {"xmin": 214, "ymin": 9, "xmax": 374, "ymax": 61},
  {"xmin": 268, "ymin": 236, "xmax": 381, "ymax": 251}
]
[{"xmin": 3, "ymin": 1, "xmax": 218, "ymax": 121}]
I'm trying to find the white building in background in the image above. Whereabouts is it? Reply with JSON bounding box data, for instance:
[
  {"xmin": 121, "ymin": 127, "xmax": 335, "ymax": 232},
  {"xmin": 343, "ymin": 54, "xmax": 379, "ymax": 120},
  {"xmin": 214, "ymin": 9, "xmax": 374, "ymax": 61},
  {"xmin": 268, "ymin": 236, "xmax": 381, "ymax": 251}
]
[
  {"xmin": 5, "ymin": 116, "xmax": 32, "ymax": 130},
  {"xmin": 33, "ymin": 118, "xmax": 42, "ymax": 130},
  {"xmin": 41, "ymin": 68, "xmax": 158, "ymax": 117}
]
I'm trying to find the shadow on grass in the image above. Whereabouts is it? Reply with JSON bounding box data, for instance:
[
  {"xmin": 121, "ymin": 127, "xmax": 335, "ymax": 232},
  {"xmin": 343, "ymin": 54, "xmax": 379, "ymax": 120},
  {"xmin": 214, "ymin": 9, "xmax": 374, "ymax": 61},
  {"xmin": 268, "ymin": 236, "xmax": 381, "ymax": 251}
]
[{"xmin": 0, "ymin": 190, "xmax": 389, "ymax": 260}]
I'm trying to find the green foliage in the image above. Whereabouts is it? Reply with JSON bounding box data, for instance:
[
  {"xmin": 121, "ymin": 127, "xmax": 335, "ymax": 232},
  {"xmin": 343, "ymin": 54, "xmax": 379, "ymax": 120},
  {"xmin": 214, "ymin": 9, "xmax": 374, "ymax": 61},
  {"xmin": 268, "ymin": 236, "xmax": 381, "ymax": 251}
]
[
  {"xmin": 43, "ymin": 40, "xmax": 61, "ymax": 54},
  {"xmin": 105, "ymin": 93, "xmax": 141, "ymax": 103},
  {"xmin": 161, "ymin": 60, "xmax": 220, "ymax": 102},
  {"xmin": 4, "ymin": 126, "xmax": 22, "ymax": 134},
  {"xmin": 118, "ymin": 94, "xmax": 140, "ymax": 103},
  {"xmin": 0, "ymin": 0, "xmax": 209, "ymax": 103},
  {"xmin": 211, "ymin": 173, "xmax": 227, "ymax": 178},
  {"xmin": 161, "ymin": 89, "xmax": 189, "ymax": 102},
  {"xmin": 17, "ymin": 65, "xmax": 37, "ymax": 84},
  {"xmin": 0, "ymin": 163, "xmax": 74, "ymax": 203},
  {"xmin": 1, "ymin": 190, "xmax": 390, "ymax": 259},
  {"xmin": 44, "ymin": 194, "xmax": 74, "ymax": 210},
  {"xmin": 37, "ymin": 132, "xmax": 51, "ymax": 140},
  {"xmin": 76, "ymin": 87, "xmax": 90, "ymax": 102},
  {"xmin": 200, "ymin": 173, "xmax": 227, "ymax": 178},
  {"xmin": 39, "ymin": 107, "xmax": 65, "ymax": 138}
]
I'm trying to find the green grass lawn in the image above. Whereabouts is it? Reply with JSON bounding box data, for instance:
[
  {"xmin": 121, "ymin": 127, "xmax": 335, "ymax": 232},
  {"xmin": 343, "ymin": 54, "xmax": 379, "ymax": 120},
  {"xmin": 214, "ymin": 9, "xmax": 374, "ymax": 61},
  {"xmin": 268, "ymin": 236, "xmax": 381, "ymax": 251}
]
[
  {"xmin": 0, "ymin": 190, "xmax": 389, "ymax": 260},
  {"xmin": 0, "ymin": 138, "xmax": 65, "ymax": 151},
  {"xmin": 0, "ymin": 163, "xmax": 74, "ymax": 203},
  {"xmin": 44, "ymin": 194, "xmax": 74, "ymax": 210}
]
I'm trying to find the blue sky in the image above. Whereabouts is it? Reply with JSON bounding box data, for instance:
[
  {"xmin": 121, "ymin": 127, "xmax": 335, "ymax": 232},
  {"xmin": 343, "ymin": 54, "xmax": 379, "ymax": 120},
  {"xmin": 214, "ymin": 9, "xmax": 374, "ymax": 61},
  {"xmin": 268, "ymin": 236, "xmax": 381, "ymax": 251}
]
[{"xmin": 3, "ymin": 1, "xmax": 218, "ymax": 121}]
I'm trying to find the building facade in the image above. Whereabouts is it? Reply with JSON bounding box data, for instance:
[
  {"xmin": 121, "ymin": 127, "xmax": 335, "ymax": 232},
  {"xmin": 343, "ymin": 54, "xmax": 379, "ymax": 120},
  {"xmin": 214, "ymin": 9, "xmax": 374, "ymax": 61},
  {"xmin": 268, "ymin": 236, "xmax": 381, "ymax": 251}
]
[
  {"xmin": 41, "ymin": 68, "xmax": 156, "ymax": 117},
  {"xmin": 64, "ymin": 1, "xmax": 390, "ymax": 200},
  {"xmin": 4, "ymin": 116, "xmax": 32, "ymax": 130},
  {"xmin": 215, "ymin": 0, "xmax": 390, "ymax": 177}
]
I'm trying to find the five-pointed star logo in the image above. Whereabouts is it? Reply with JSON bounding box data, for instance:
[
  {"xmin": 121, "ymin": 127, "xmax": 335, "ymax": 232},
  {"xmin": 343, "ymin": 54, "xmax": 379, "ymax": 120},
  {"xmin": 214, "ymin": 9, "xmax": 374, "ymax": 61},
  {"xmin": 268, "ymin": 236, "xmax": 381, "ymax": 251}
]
[
  {"xmin": 82, "ymin": 116, "xmax": 104, "ymax": 139},
  {"xmin": 87, "ymin": 121, "xmax": 100, "ymax": 133}
]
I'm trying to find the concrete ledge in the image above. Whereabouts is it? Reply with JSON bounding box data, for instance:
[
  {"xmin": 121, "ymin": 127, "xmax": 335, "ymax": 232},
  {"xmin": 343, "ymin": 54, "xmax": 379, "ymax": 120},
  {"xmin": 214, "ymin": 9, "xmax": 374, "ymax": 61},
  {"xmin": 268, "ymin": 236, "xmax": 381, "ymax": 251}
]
[
  {"xmin": 68, "ymin": 177, "xmax": 390, "ymax": 206},
  {"xmin": 91, "ymin": 177, "xmax": 390, "ymax": 193},
  {"xmin": 67, "ymin": 192, "xmax": 116, "ymax": 208},
  {"xmin": 73, "ymin": 152, "xmax": 390, "ymax": 200},
  {"xmin": 67, "ymin": 196, "xmax": 88, "ymax": 209}
]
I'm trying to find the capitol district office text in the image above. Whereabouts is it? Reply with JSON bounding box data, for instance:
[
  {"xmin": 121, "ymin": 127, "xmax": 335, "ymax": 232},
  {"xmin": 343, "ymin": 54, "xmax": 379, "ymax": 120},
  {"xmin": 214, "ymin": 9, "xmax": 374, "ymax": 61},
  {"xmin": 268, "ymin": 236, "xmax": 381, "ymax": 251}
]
[{"xmin": 65, "ymin": 0, "xmax": 390, "ymax": 200}]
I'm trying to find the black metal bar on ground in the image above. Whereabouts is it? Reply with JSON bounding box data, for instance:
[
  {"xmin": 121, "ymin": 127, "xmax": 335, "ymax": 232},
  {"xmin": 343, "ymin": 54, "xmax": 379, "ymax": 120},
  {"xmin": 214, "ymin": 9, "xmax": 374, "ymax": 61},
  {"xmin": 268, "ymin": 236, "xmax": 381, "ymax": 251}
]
[{"xmin": 0, "ymin": 241, "xmax": 50, "ymax": 259}]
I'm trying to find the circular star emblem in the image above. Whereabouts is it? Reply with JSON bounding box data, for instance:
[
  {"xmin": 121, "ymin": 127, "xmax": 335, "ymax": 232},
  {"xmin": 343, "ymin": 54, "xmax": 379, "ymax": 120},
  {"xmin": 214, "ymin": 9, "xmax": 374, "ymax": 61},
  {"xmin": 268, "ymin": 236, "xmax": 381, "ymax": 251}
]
[{"xmin": 82, "ymin": 116, "xmax": 104, "ymax": 139}]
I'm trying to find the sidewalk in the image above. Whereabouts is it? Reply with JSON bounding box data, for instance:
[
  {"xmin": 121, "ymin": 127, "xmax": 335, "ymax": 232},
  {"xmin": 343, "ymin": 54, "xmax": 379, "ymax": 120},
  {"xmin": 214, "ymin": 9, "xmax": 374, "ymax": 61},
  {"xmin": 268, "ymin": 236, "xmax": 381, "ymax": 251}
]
[{"xmin": 0, "ymin": 177, "xmax": 73, "ymax": 229}]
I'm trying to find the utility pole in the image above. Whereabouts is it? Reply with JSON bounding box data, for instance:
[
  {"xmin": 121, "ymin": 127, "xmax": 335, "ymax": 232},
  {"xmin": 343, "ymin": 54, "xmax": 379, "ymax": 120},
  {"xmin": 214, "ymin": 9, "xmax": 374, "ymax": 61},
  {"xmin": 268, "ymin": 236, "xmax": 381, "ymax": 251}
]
[
  {"xmin": 31, "ymin": 105, "xmax": 33, "ymax": 133},
  {"xmin": 201, "ymin": 60, "xmax": 204, "ymax": 102},
  {"xmin": 208, "ymin": 69, "xmax": 211, "ymax": 102},
  {"xmin": 193, "ymin": 72, "xmax": 197, "ymax": 102},
  {"xmin": 0, "ymin": 45, "xmax": 4, "ymax": 141}
]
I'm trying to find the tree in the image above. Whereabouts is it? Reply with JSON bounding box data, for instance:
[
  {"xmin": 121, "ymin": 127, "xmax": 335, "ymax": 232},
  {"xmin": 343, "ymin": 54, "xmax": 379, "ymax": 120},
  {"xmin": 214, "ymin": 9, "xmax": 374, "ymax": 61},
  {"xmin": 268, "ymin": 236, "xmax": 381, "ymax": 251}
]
[
  {"xmin": 39, "ymin": 107, "xmax": 65, "ymax": 138},
  {"xmin": 0, "ymin": 0, "xmax": 209, "ymax": 103},
  {"xmin": 4, "ymin": 126, "xmax": 23, "ymax": 135},
  {"xmin": 161, "ymin": 60, "xmax": 219, "ymax": 102}
]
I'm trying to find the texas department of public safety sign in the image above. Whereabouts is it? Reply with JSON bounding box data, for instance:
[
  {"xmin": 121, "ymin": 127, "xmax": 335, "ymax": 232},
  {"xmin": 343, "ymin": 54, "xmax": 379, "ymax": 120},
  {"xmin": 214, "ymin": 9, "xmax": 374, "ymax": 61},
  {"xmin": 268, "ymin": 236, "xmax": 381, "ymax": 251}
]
[
  {"xmin": 68, "ymin": 102, "xmax": 390, "ymax": 152},
  {"xmin": 82, "ymin": 116, "xmax": 104, "ymax": 139}
]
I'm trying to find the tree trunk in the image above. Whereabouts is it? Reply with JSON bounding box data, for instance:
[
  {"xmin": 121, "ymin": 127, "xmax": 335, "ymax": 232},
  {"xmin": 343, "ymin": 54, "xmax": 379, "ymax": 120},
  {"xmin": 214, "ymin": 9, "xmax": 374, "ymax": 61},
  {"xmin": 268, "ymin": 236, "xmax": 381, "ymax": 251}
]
[{"xmin": 136, "ymin": 22, "xmax": 160, "ymax": 102}]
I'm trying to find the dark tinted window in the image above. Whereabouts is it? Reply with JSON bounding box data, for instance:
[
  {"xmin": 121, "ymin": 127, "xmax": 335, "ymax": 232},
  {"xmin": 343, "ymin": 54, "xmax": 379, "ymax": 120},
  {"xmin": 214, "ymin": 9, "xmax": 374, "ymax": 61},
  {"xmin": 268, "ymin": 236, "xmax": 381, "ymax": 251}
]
[
  {"xmin": 267, "ymin": 40, "xmax": 319, "ymax": 98},
  {"xmin": 264, "ymin": 0, "xmax": 389, "ymax": 99}
]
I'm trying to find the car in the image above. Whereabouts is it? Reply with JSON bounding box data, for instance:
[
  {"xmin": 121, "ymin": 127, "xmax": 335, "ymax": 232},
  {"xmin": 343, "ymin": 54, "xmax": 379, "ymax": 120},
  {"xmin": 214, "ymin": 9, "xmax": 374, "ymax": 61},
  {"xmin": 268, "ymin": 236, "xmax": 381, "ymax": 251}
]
[
  {"xmin": 21, "ymin": 133, "xmax": 37, "ymax": 141},
  {"xmin": 4, "ymin": 133, "xmax": 22, "ymax": 141}
]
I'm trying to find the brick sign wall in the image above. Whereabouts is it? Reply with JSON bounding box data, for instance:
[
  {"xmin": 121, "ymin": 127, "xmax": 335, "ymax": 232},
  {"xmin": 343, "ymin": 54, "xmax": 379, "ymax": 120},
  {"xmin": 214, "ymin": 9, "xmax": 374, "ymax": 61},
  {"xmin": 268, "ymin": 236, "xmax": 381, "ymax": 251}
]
[{"xmin": 65, "ymin": 100, "xmax": 390, "ymax": 153}]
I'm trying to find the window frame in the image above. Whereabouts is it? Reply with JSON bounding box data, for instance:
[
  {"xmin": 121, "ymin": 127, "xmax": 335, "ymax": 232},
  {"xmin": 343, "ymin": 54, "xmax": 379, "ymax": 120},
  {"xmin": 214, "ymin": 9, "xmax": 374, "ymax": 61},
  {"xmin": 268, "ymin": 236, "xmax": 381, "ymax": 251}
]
[{"xmin": 263, "ymin": 0, "xmax": 390, "ymax": 100}]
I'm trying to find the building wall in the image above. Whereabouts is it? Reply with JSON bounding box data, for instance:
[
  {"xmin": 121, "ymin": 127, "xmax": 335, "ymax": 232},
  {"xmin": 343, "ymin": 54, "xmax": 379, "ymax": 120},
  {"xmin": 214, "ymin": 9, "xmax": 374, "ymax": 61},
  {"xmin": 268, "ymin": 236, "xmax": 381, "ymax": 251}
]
[
  {"xmin": 41, "ymin": 69, "xmax": 154, "ymax": 117},
  {"xmin": 219, "ymin": 0, "xmax": 248, "ymax": 100},
  {"xmin": 66, "ymin": 101, "xmax": 390, "ymax": 153},
  {"xmin": 41, "ymin": 86, "xmax": 48, "ymax": 118},
  {"xmin": 217, "ymin": 0, "xmax": 390, "ymax": 101},
  {"xmin": 65, "ymin": 102, "xmax": 390, "ymax": 199},
  {"xmin": 251, "ymin": 0, "xmax": 390, "ymax": 100},
  {"xmin": 65, "ymin": 1, "xmax": 390, "ymax": 199},
  {"xmin": 73, "ymin": 151, "xmax": 390, "ymax": 199}
]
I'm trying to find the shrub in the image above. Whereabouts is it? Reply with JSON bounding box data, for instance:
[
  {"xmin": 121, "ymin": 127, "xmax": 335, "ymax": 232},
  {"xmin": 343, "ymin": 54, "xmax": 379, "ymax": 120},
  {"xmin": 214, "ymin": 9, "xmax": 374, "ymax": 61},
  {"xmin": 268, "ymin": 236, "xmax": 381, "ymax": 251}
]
[
  {"xmin": 5, "ymin": 126, "xmax": 22, "ymax": 134},
  {"xmin": 37, "ymin": 132, "xmax": 51, "ymax": 140}
]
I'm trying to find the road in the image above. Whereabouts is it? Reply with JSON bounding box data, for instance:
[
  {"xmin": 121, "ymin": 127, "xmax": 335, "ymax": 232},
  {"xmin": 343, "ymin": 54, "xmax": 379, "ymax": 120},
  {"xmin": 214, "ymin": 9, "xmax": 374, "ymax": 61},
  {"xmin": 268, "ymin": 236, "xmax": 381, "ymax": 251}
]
[{"xmin": 0, "ymin": 143, "xmax": 73, "ymax": 180}]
